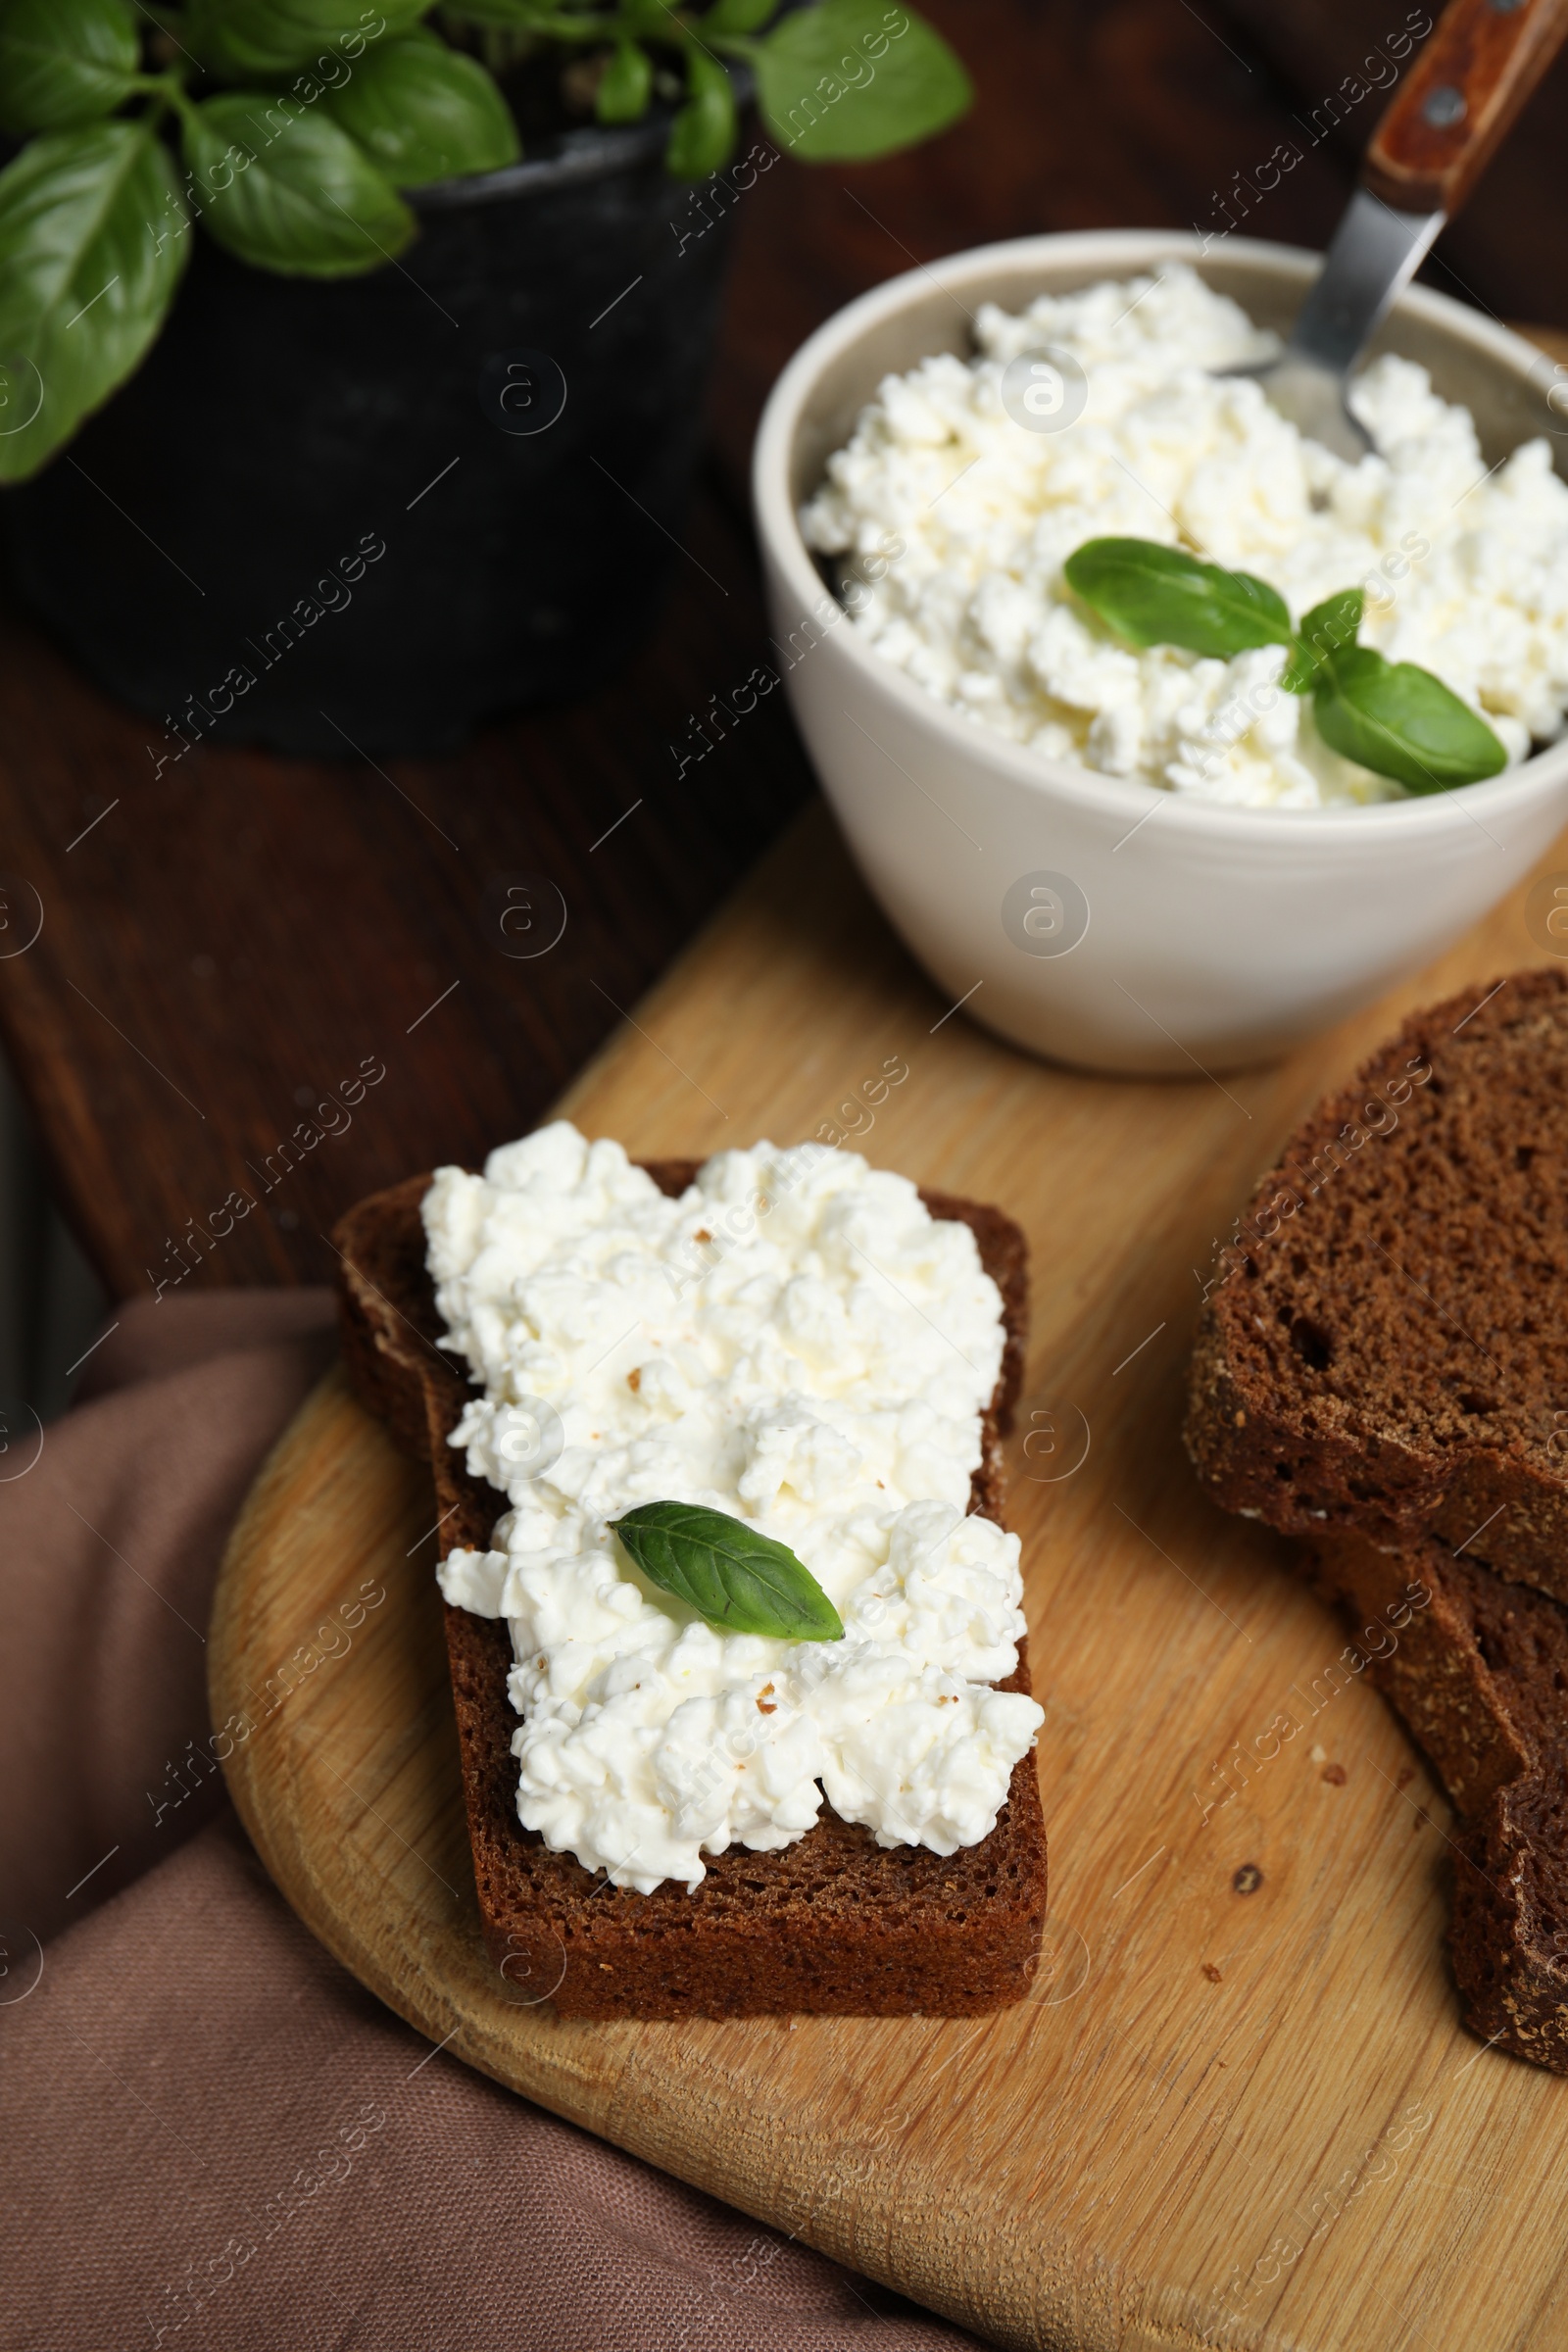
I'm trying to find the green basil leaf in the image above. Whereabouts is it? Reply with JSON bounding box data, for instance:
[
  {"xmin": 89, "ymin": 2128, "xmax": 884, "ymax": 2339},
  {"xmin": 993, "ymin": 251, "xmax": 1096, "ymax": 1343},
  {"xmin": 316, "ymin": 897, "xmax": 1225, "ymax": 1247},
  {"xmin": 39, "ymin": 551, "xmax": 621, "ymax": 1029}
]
[
  {"xmin": 1281, "ymin": 587, "xmax": 1363, "ymax": 695},
  {"xmin": 0, "ymin": 120, "xmax": 189, "ymax": 483},
  {"xmin": 1064, "ymin": 536, "xmax": 1293, "ymax": 660},
  {"xmin": 705, "ymin": 0, "xmax": 778, "ymax": 31},
  {"xmin": 181, "ymin": 93, "xmax": 414, "ymax": 276},
  {"xmin": 188, "ymin": 0, "xmax": 429, "ymax": 82},
  {"xmin": 621, "ymin": 0, "xmax": 680, "ymax": 34},
  {"xmin": 1312, "ymin": 645, "xmax": 1508, "ymax": 793},
  {"xmin": 596, "ymin": 38, "xmax": 653, "ymax": 124},
  {"xmin": 665, "ymin": 44, "xmax": 737, "ymax": 178},
  {"xmin": 321, "ymin": 29, "xmax": 517, "ymax": 183},
  {"xmin": 611, "ymin": 1501, "xmax": 845, "ymax": 1642},
  {"xmin": 0, "ymin": 0, "xmax": 141, "ymax": 132},
  {"xmin": 756, "ymin": 0, "xmax": 971, "ymax": 163},
  {"xmin": 425, "ymin": 0, "xmax": 535, "ymax": 18}
]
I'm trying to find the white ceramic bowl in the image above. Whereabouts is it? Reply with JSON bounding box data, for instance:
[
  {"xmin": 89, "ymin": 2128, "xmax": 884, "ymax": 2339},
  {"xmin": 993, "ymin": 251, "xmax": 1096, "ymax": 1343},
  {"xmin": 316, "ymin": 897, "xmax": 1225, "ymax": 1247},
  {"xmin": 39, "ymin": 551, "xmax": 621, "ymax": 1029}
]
[{"xmin": 752, "ymin": 228, "xmax": 1568, "ymax": 1074}]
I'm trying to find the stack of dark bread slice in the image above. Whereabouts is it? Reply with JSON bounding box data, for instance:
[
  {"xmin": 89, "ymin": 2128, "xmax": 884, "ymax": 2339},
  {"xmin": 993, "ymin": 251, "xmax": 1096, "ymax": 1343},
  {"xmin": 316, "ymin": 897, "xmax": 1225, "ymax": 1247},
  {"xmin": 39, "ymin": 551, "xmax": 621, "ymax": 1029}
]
[
  {"xmin": 1187, "ymin": 965, "xmax": 1568, "ymax": 2070},
  {"xmin": 335, "ymin": 1157, "xmax": 1048, "ymax": 2020}
]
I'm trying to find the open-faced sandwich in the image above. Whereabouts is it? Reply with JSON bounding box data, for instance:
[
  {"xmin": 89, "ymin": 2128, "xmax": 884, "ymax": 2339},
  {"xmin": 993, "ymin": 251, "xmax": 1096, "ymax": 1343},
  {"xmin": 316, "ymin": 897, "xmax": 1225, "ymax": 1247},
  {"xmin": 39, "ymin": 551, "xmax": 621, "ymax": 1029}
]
[{"xmin": 336, "ymin": 1124, "xmax": 1047, "ymax": 2019}]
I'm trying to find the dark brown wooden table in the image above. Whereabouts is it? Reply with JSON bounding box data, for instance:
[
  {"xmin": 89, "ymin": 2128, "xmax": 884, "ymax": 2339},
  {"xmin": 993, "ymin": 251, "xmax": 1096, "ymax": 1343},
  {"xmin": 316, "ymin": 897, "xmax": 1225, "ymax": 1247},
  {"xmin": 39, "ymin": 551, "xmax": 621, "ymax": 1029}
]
[{"xmin": 2, "ymin": 0, "xmax": 1562, "ymax": 1303}]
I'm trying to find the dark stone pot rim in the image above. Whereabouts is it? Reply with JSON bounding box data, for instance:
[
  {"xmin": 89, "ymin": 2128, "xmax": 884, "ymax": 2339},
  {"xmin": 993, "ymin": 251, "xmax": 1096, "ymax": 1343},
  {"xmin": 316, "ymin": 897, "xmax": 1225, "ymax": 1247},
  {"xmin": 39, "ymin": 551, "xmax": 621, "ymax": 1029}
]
[
  {"xmin": 411, "ymin": 117, "xmax": 666, "ymax": 210},
  {"xmin": 410, "ymin": 63, "xmax": 754, "ymax": 212}
]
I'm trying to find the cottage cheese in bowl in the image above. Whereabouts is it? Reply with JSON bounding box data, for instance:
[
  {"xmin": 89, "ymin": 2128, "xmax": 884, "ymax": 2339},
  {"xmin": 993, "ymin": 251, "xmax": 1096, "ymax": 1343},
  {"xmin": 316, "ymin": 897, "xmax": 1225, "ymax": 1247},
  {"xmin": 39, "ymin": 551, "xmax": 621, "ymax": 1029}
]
[
  {"xmin": 754, "ymin": 228, "xmax": 1568, "ymax": 1069},
  {"xmin": 427, "ymin": 1121, "xmax": 1042, "ymax": 1893},
  {"xmin": 802, "ymin": 265, "xmax": 1568, "ymax": 809}
]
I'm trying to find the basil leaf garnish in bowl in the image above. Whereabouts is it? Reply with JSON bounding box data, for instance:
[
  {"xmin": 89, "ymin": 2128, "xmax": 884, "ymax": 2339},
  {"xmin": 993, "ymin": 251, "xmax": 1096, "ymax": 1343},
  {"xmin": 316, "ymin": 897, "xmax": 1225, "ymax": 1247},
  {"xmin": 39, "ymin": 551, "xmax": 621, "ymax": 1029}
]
[
  {"xmin": 1308, "ymin": 644, "xmax": 1508, "ymax": 793},
  {"xmin": 610, "ymin": 1501, "xmax": 845, "ymax": 1642},
  {"xmin": 1063, "ymin": 536, "xmax": 1507, "ymax": 792},
  {"xmin": 1280, "ymin": 588, "xmax": 1365, "ymax": 694},
  {"xmin": 1062, "ymin": 536, "xmax": 1293, "ymax": 658}
]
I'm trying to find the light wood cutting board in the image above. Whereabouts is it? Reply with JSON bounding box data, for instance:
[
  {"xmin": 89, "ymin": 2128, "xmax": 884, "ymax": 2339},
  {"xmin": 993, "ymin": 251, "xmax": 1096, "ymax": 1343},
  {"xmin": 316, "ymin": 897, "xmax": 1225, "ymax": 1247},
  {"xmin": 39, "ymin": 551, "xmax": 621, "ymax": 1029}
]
[{"xmin": 212, "ymin": 797, "xmax": 1568, "ymax": 2352}]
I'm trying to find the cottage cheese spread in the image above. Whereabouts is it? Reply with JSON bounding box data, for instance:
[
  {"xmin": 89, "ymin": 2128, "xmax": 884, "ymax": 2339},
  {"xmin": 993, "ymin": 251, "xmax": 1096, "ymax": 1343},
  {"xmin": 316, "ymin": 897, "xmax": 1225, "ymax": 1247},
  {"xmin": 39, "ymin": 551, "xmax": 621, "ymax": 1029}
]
[
  {"xmin": 426, "ymin": 1121, "xmax": 1043, "ymax": 1892},
  {"xmin": 803, "ymin": 264, "xmax": 1568, "ymax": 808}
]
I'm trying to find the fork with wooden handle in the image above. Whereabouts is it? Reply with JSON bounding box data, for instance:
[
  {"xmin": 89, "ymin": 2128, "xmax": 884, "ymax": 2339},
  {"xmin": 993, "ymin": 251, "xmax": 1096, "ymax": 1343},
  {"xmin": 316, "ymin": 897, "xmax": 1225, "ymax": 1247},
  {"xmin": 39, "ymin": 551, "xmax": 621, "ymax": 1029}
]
[{"xmin": 1230, "ymin": 0, "xmax": 1568, "ymax": 460}]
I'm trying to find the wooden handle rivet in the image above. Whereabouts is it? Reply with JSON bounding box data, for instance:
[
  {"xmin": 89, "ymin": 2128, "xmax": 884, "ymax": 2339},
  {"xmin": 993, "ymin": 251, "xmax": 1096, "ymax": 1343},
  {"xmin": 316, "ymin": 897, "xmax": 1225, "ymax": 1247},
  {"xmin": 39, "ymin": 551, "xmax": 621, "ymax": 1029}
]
[{"xmin": 1422, "ymin": 83, "xmax": 1469, "ymax": 126}]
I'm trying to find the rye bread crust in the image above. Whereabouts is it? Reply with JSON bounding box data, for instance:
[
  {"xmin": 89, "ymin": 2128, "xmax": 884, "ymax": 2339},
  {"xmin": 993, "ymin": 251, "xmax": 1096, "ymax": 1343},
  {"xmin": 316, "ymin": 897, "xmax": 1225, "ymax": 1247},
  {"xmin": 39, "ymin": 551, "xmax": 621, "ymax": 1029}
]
[
  {"xmin": 1186, "ymin": 966, "xmax": 1568, "ymax": 1601},
  {"xmin": 1186, "ymin": 967, "xmax": 1568, "ymax": 2070},
  {"xmin": 334, "ymin": 1158, "xmax": 1048, "ymax": 2020},
  {"xmin": 1307, "ymin": 1529, "xmax": 1568, "ymax": 2074}
]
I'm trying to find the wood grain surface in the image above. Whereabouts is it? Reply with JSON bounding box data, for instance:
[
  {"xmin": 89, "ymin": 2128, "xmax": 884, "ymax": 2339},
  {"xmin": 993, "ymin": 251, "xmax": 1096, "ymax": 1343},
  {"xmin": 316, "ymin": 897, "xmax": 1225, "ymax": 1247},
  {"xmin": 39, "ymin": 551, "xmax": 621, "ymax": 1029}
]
[
  {"xmin": 214, "ymin": 801, "xmax": 1568, "ymax": 2352},
  {"xmin": 0, "ymin": 0, "xmax": 1381, "ymax": 1304},
  {"xmin": 6, "ymin": 5, "xmax": 1568, "ymax": 1316}
]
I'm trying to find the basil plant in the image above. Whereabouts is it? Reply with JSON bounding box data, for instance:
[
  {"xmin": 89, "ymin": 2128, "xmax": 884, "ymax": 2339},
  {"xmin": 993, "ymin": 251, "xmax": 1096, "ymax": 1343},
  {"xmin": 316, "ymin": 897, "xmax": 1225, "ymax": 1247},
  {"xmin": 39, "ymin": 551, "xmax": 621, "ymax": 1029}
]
[{"xmin": 0, "ymin": 0, "xmax": 971, "ymax": 481}]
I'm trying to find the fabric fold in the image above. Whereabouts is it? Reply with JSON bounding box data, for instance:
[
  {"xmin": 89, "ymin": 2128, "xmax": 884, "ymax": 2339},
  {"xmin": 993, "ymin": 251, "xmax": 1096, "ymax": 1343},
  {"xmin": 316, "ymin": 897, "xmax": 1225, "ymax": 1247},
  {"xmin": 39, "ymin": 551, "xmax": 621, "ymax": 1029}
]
[{"xmin": 0, "ymin": 1293, "xmax": 978, "ymax": 2351}]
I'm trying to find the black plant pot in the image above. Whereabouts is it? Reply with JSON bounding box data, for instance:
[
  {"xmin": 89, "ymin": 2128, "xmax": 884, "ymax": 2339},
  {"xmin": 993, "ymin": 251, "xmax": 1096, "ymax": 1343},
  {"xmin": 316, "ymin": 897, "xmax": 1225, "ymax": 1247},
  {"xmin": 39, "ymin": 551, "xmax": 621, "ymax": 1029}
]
[{"xmin": 1, "ymin": 119, "xmax": 735, "ymax": 755}]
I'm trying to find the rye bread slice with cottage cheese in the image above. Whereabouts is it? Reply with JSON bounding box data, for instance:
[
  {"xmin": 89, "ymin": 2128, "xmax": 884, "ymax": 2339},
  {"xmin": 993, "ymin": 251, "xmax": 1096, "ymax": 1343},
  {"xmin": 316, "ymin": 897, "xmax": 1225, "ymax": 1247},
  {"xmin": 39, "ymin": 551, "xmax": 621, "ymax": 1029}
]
[
  {"xmin": 334, "ymin": 1159, "xmax": 1047, "ymax": 2020},
  {"xmin": 1186, "ymin": 966, "xmax": 1568, "ymax": 1599},
  {"xmin": 1185, "ymin": 967, "xmax": 1568, "ymax": 2068}
]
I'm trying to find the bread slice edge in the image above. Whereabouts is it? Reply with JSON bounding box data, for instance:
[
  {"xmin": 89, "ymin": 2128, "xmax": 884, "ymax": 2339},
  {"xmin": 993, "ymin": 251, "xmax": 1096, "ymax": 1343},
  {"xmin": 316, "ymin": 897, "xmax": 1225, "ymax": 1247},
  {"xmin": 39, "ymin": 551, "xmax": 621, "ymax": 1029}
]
[
  {"xmin": 1307, "ymin": 1528, "xmax": 1568, "ymax": 2074},
  {"xmin": 1185, "ymin": 966, "xmax": 1568, "ymax": 1596}
]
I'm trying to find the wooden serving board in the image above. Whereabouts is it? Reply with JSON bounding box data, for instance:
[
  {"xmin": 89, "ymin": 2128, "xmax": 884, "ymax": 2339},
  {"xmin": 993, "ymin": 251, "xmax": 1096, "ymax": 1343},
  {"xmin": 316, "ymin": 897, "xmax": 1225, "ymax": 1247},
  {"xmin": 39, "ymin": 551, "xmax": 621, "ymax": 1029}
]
[{"xmin": 212, "ymin": 799, "xmax": 1568, "ymax": 2352}]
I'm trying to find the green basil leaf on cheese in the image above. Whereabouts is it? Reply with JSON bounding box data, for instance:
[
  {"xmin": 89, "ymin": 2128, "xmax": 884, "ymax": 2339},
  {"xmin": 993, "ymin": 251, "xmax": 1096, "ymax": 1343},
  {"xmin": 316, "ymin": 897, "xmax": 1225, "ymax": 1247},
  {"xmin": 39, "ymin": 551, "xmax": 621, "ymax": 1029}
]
[
  {"xmin": 1281, "ymin": 587, "xmax": 1363, "ymax": 695},
  {"xmin": 1312, "ymin": 644, "xmax": 1509, "ymax": 794},
  {"xmin": 611, "ymin": 1501, "xmax": 845, "ymax": 1642},
  {"xmin": 179, "ymin": 93, "xmax": 414, "ymax": 276},
  {"xmin": 0, "ymin": 120, "xmax": 189, "ymax": 484},
  {"xmin": 1064, "ymin": 535, "xmax": 1294, "ymax": 659},
  {"xmin": 322, "ymin": 29, "xmax": 519, "ymax": 184},
  {"xmin": 755, "ymin": 0, "xmax": 971, "ymax": 163},
  {"xmin": 0, "ymin": 0, "xmax": 141, "ymax": 134}
]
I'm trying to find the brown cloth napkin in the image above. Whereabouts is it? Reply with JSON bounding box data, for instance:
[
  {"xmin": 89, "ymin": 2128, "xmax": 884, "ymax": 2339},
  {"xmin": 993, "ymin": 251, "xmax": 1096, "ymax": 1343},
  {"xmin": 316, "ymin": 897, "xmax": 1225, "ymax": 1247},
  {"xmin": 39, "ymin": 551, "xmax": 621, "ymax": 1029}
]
[{"xmin": 0, "ymin": 1295, "xmax": 984, "ymax": 2352}]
